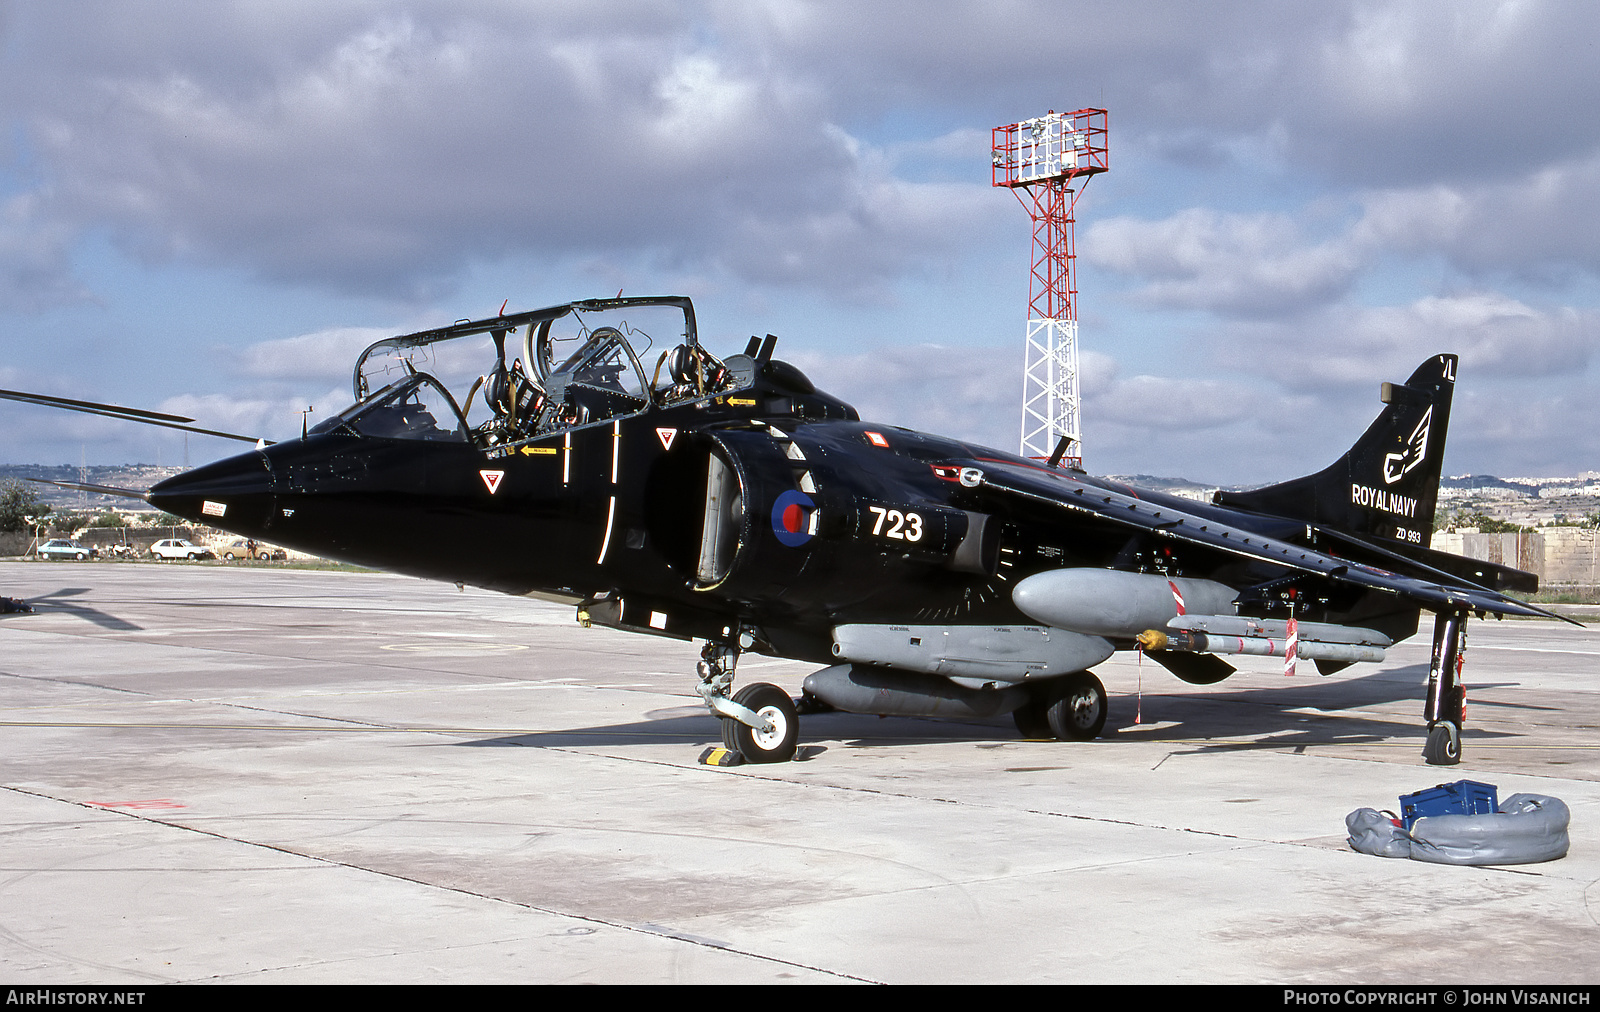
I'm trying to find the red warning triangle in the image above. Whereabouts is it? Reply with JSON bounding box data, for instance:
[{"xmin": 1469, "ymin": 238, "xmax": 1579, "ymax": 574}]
[{"xmin": 480, "ymin": 470, "xmax": 505, "ymax": 494}]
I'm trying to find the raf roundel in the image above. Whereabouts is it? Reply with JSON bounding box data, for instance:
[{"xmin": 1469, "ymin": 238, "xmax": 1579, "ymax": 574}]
[{"xmin": 770, "ymin": 489, "xmax": 816, "ymax": 547}]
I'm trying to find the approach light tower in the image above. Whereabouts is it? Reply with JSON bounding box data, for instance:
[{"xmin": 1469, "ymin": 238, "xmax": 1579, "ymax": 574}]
[{"xmin": 992, "ymin": 108, "xmax": 1107, "ymax": 467}]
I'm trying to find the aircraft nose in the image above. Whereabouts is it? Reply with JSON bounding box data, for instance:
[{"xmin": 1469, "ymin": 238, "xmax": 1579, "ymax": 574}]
[{"xmin": 147, "ymin": 450, "xmax": 273, "ymax": 529}]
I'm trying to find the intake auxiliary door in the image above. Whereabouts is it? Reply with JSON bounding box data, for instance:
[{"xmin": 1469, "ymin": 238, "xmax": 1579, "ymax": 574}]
[{"xmin": 696, "ymin": 450, "xmax": 743, "ymax": 588}]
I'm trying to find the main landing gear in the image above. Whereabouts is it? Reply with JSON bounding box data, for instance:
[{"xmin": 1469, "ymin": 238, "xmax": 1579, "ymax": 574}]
[
  {"xmin": 696, "ymin": 641, "xmax": 799, "ymax": 763},
  {"xmin": 1422, "ymin": 609, "xmax": 1468, "ymax": 766},
  {"xmin": 1012, "ymin": 670, "xmax": 1109, "ymax": 741}
]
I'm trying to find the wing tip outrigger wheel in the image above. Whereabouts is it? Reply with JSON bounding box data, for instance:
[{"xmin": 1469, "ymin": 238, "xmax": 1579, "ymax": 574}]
[
  {"xmin": 1422, "ymin": 609, "xmax": 1468, "ymax": 767},
  {"xmin": 1423, "ymin": 721, "xmax": 1461, "ymax": 766}
]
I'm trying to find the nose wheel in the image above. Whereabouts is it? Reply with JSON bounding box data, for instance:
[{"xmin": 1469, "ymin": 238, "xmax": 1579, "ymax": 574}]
[{"xmin": 720, "ymin": 683, "xmax": 799, "ymax": 763}]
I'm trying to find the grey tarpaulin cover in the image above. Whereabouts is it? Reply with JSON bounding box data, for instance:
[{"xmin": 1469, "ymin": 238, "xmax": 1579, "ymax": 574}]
[
  {"xmin": 1346, "ymin": 808, "xmax": 1412, "ymax": 859},
  {"xmin": 1346, "ymin": 794, "xmax": 1570, "ymax": 865}
]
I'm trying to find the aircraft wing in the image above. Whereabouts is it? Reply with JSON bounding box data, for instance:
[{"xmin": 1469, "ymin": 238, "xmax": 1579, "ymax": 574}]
[{"xmin": 965, "ymin": 458, "xmax": 1572, "ymax": 623}]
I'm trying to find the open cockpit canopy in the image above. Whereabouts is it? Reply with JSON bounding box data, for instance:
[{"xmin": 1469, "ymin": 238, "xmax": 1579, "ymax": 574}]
[{"xmin": 340, "ymin": 296, "xmax": 746, "ymax": 450}]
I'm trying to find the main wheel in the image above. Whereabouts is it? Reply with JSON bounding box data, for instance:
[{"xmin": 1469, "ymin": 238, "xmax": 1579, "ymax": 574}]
[
  {"xmin": 1046, "ymin": 671, "xmax": 1108, "ymax": 741},
  {"xmin": 1423, "ymin": 721, "xmax": 1461, "ymax": 766},
  {"xmin": 720, "ymin": 682, "xmax": 799, "ymax": 763}
]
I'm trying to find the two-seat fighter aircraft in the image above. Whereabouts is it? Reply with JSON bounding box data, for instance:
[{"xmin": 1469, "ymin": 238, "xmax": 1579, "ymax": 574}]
[{"xmin": 5, "ymin": 295, "xmax": 1566, "ymax": 766}]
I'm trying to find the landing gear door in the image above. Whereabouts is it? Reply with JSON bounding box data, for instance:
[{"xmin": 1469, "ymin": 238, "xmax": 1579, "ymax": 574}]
[{"xmin": 696, "ymin": 450, "xmax": 742, "ymax": 589}]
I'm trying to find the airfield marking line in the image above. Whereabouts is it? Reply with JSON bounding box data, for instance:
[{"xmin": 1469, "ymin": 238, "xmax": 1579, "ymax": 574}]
[
  {"xmin": 0, "ymin": 658, "xmax": 715, "ymax": 733},
  {"xmin": 0, "ymin": 679, "xmax": 673, "ymax": 711},
  {"xmin": 13, "ymin": 719, "xmax": 1600, "ymax": 755},
  {"xmin": 0, "ymin": 720, "xmax": 716, "ymax": 737},
  {"xmin": 0, "ymin": 783, "xmax": 879, "ymax": 984},
  {"xmin": 1173, "ymin": 738, "xmax": 1600, "ymax": 751},
  {"xmin": 1467, "ymin": 646, "xmax": 1600, "ymax": 656},
  {"xmin": 2, "ymin": 632, "xmax": 698, "ymax": 690}
]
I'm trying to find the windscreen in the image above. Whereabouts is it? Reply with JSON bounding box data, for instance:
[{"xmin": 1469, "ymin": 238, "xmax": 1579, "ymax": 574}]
[{"xmin": 311, "ymin": 375, "xmax": 468, "ymax": 442}]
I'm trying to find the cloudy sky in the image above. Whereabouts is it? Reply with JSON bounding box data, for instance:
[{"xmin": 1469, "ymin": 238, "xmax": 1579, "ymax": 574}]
[{"xmin": 2, "ymin": 1, "xmax": 1598, "ymax": 484}]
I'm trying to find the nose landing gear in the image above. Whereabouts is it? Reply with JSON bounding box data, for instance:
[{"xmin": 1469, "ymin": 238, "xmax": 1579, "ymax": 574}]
[{"xmin": 695, "ymin": 641, "xmax": 799, "ymax": 763}]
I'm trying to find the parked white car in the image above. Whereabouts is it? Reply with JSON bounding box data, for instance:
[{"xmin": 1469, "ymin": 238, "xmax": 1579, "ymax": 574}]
[{"xmin": 149, "ymin": 538, "xmax": 214, "ymax": 561}]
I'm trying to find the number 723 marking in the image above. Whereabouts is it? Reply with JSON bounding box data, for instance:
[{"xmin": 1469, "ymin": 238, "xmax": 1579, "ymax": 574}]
[{"xmin": 868, "ymin": 505, "xmax": 924, "ymax": 543}]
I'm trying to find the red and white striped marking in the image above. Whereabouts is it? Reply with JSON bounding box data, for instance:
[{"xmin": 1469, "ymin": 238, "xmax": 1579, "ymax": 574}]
[{"xmin": 1284, "ymin": 614, "xmax": 1299, "ymax": 677}]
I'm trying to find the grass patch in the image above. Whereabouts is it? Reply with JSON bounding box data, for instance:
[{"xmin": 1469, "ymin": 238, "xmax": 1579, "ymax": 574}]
[
  {"xmin": 275, "ymin": 560, "xmax": 375, "ymax": 573},
  {"xmin": 1529, "ymin": 587, "xmax": 1600, "ymax": 605}
]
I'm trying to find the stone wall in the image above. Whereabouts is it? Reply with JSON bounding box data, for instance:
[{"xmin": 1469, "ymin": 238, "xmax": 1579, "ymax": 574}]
[
  {"xmin": 1540, "ymin": 527, "xmax": 1600, "ymax": 587},
  {"xmin": 1431, "ymin": 527, "xmax": 1600, "ymax": 589}
]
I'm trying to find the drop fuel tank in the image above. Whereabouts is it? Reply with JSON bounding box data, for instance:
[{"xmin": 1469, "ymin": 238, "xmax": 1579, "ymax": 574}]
[{"xmin": 1012, "ymin": 568, "xmax": 1236, "ymax": 638}]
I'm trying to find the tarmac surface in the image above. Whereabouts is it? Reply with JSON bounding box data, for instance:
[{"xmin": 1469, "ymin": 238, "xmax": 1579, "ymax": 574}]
[{"xmin": 2, "ymin": 559, "xmax": 1598, "ymax": 984}]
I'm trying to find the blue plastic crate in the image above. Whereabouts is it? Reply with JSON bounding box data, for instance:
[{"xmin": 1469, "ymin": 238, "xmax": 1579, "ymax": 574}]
[{"xmin": 1400, "ymin": 780, "xmax": 1499, "ymax": 831}]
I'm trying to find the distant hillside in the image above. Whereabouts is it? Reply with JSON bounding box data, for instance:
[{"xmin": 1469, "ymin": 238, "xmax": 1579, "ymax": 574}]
[
  {"xmin": 1104, "ymin": 473, "xmax": 1238, "ymax": 492},
  {"xmin": 1440, "ymin": 474, "xmax": 1541, "ymax": 495}
]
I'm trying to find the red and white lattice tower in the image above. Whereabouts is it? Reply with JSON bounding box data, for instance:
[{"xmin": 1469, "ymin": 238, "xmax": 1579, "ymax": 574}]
[{"xmin": 992, "ymin": 108, "xmax": 1107, "ymax": 467}]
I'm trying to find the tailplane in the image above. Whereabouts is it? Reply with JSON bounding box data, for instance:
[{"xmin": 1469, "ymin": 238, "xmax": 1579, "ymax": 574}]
[{"xmin": 1214, "ymin": 354, "xmax": 1456, "ymax": 546}]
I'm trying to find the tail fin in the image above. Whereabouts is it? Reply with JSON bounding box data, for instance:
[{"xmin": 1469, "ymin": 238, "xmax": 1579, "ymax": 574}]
[{"xmin": 1214, "ymin": 354, "xmax": 1456, "ymax": 546}]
